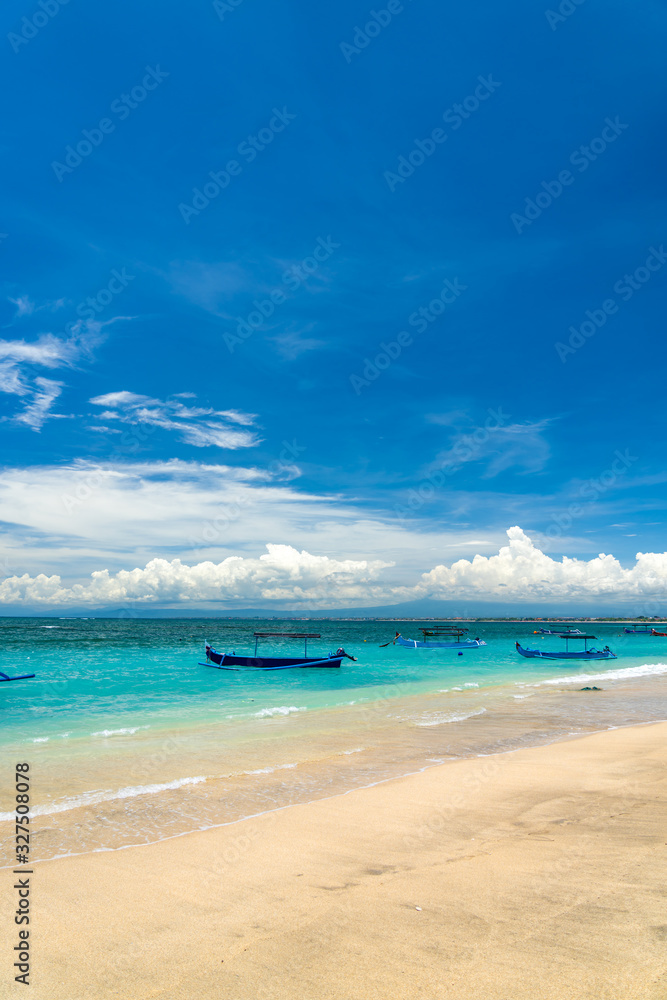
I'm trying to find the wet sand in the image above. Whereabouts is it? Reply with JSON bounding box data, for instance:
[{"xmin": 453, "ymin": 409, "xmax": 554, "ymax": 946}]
[{"xmin": 6, "ymin": 721, "xmax": 666, "ymax": 999}]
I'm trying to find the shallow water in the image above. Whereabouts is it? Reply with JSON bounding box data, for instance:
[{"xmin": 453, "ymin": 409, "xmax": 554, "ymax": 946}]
[{"xmin": 1, "ymin": 617, "xmax": 665, "ymax": 864}]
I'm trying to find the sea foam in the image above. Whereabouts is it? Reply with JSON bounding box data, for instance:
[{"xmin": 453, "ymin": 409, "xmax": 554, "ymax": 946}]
[
  {"xmin": 0, "ymin": 775, "xmax": 208, "ymax": 822},
  {"xmin": 537, "ymin": 662, "xmax": 667, "ymax": 686},
  {"xmin": 91, "ymin": 726, "xmax": 149, "ymax": 737},
  {"xmin": 415, "ymin": 707, "xmax": 487, "ymax": 727},
  {"xmin": 253, "ymin": 706, "xmax": 305, "ymax": 718}
]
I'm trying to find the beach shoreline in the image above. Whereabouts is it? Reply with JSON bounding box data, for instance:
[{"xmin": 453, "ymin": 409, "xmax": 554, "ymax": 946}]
[{"xmin": 6, "ymin": 720, "xmax": 666, "ymax": 999}]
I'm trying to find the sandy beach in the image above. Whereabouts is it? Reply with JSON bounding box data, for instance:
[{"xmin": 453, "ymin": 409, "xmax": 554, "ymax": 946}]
[{"xmin": 6, "ymin": 720, "xmax": 666, "ymax": 999}]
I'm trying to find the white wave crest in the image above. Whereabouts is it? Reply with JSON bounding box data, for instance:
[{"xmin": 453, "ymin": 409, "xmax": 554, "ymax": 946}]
[
  {"xmin": 0, "ymin": 775, "xmax": 207, "ymax": 822},
  {"xmin": 243, "ymin": 763, "xmax": 297, "ymax": 775},
  {"xmin": 537, "ymin": 663, "xmax": 667, "ymax": 686},
  {"xmin": 253, "ymin": 706, "xmax": 305, "ymax": 718},
  {"xmin": 91, "ymin": 726, "xmax": 149, "ymax": 737},
  {"xmin": 415, "ymin": 707, "xmax": 487, "ymax": 727}
]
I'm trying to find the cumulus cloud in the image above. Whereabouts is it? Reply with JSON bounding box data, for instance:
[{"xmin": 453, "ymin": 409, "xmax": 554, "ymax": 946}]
[
  {"xmin": 1, "ymin": 521, "xmax": 666, "ymax": 609},
  {"xmin": 0, "ymin": 545, "xmax": 392, "ymax": 607},
  {"xmin": 88, "ymin": 391, "xmax": 260, "ymax": 449},
  {"xmin": 417, "ymin": 526, "xmax": 667, "ymax": 601}
]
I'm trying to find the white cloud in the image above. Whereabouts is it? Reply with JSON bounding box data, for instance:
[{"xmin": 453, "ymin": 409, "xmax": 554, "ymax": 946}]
[
  {"xmin": 3, "ymin": 525, "xmax": 667, "ymax": 608},
  {"xmin": 0, "ymin": 545, "xmax": 391, "ymax": 606},
  {"xmin": 13, "ymin": 377, "xmax": 66, "ymax": 431},
  {"xmin": 0, "ymin": 322, "xmax": 108, "ymax": 430},
  {"xmin": 0, "ymin": 458, "xmax": 504, "ymax": 588},
  {"xmin": 417, "ymin": 526, "xmax": 667, "ymax": 601},
  {"xmin": 273, "ymin": 327, "xmax": 325, "ymax": 359},
  {"xmin": 89, "ymin": 392, "xmax": 260, "ymax": 450},
  {"xmin": 429, "ymin": 419, "xmax": 553, "ymax": 479},
  {"xmin": 0, "ymin": 333, "xmax": 80, "ymax": 376},
  {"xmin": 9, "ymin": 296, "xmax": 35, "ymax": 318}
]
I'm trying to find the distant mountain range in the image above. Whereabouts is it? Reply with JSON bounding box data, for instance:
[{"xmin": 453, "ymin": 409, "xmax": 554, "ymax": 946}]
[{"xmin": 2, "ymin": 598, "xmax": 664, "ymax": 619}]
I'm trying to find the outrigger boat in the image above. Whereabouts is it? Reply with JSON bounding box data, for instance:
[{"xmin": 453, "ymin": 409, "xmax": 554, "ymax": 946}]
[
  {"xmin": 533, "ymin": 626, "xmax": 584, "ymax": 635},
  {"xmin": 0, "ymin": 669, "xmax": 35, "ymax": 683},
  {"xmin": 200, "ymin": 633, "xmax": 353, "ymax": 671},
  {"xmin": 384, "ymin": 627, "xmax": 486, "ymax": 650},
  {"xmin": 515, "ymin": 633, "xmax": 616, "ymax": 660},
  {"xmin": 622, "ymin": 623, "xmax": 657, "ymax": 634},
  {"xmin": 651, "ymin": 629, "xmax": 667, "ymax": 637}
]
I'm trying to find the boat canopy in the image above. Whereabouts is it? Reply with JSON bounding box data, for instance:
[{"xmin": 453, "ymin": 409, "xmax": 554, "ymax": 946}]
[
  {"xmin": 253, "ymin": 632, "xmax": 321, "ymax": 639},
  {"xmin": 251, "ymin": 632, "xmax": 321, "ymax": 655}
]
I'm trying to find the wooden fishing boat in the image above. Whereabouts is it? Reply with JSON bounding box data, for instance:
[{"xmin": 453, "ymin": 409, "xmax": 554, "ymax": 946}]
[
  {"xmin": 386, "ymin": 627, "xmax": 486, "ymax": 650},
  {"xmin": 651, "ymin": 629, "xmax": 667, "ymax": 637},
  {"xmin": 0, "ymin": 669, "xmax": 35, "ymax": 682},
  {"xmin": 533, "ymin": 627, "xmax": 584, "ymax": 635},
  {"xmin": 515, "ymin": 634, "xmax": 616, "ymax": 660},
  {"xmin": 199, "ymin": 633, "xmax": 348, "ymax": 671},
  {"xmin": 622, "ymin": 623, "xmax": 655, "ymax": 634}
]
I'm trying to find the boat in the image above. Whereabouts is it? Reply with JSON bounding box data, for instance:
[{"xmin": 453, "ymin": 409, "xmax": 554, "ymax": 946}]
[
  {"xmin": 515, "ymin": 634, "xmax": 616, "ymax": 660},
  {"xmin": 199, "ymin": 632, "xmax": 350, "ymax": 671},
  {"xmin": 384, "ymin": 627, "xmax": 486, "ymax": 650},
  {"xmin": 651, "ymin": 629, "xmax": 667, "ymax": 637},
  {"xmin": 533, "ymin": 627, "xmax": 584, "ymax": 635},
  {"xmin": 623, "ymin": 623, "xmax": 657, "ymax": 634},
  {"xmin": 0, "ymin": 669, "xmax": 35, "ymax": 683}
]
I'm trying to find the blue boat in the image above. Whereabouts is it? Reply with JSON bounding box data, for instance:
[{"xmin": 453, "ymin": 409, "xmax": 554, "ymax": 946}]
[
  {"xmin": 386, "ymin": 627, "xmax": 486, "ymax": 650},
  {"xmin": 533, "ymin": 627, "xmax": 584, "ymax": 635},
  {"xmin": 200, "ymin": 633, "xmax": 351, "ymax": 671},
  {"xmin": 622, "ymin": 623, "xmax": 655, "ymax": 634},
  {"xmin": 515, "ymin": 633, "xmax": 616, "ymax": 660}
]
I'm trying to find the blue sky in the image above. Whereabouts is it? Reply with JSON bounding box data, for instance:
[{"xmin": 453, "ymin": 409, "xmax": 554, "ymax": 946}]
[{"xmin": 1, "ymin": 0, "xmax": 666, "ymax": 610}]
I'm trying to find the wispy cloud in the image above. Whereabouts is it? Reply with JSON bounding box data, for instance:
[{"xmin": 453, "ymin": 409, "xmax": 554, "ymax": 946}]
[
  {"xmin": 0, "ymin": 328, "xmax": 93, "ymax": 430},
  {"xmin": 9, "ymin": 295, "xmax": 35, "ymax": 318},
  {"xmin": 429, "ymin": 418, "xmax": 554, "ymax": 478},
  {"xmin": 88, "ymin": 391, "xmax": 261, "ymax": 449},
  {"xmin": 273, "ymin": 327, "xmax": 326, "ymax": 359},
  {"xmin": 13, "ymin": 377, "xmax": 66, "ymax": 431}
]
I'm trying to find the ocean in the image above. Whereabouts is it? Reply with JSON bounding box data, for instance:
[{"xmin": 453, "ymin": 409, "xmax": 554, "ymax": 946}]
[{"xmin": 1, "ymin": 617, "xmax": 665, "ymax": 866}]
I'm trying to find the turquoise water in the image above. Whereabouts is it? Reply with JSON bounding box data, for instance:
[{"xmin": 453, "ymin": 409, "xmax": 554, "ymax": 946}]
[{"xmin": 1, "ymin": 617, "xmax": 666, "ymax": 863}]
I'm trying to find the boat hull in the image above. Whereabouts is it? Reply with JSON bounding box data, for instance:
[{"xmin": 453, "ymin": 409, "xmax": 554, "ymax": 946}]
[
  {"xmin": 515, "ymin": 643, "xmax": 616, "ymax": 660},
  {"xmin": 396, "ymin": 636, "xmax": 486, "ymax": 650},
  {"xmin": 204, "ymin": 646, "xmax": 342, "ymax": 670}
]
